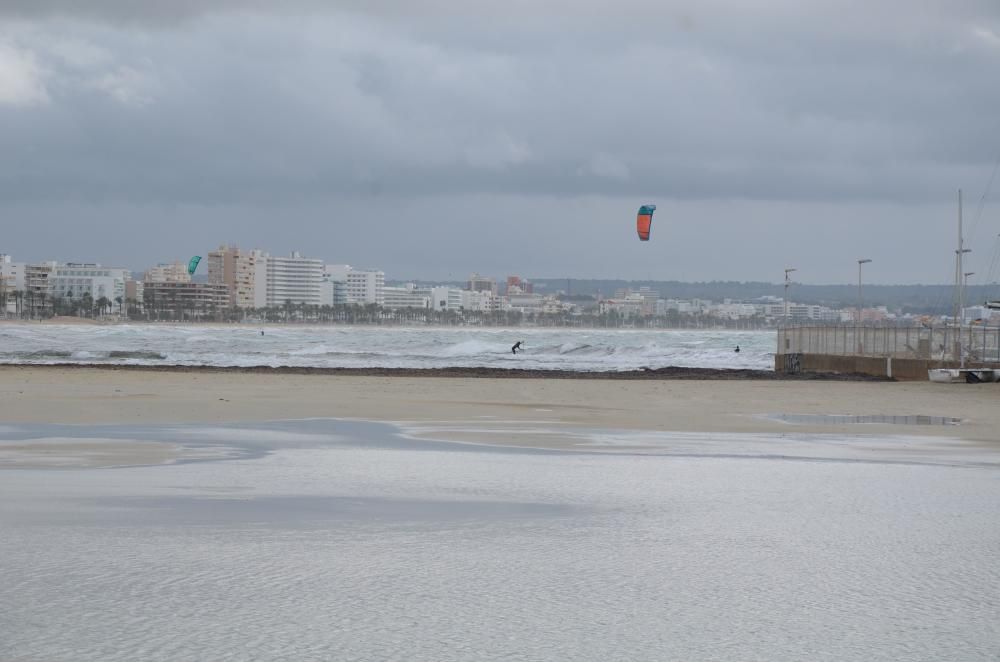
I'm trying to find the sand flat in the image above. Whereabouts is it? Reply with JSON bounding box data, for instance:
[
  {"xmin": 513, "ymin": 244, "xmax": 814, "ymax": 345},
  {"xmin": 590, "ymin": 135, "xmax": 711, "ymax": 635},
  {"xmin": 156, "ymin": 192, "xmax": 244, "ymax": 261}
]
[{"xmin": 0, "ymin": 366, "xmax": 997, "ymax": 445}]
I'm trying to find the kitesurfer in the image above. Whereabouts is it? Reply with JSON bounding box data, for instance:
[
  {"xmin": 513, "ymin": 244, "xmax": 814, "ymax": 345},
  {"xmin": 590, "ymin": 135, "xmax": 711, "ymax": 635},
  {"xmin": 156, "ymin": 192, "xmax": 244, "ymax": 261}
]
[{"xmin": 512, "ymin": 341, "xmax": 523, "ymax": 355}]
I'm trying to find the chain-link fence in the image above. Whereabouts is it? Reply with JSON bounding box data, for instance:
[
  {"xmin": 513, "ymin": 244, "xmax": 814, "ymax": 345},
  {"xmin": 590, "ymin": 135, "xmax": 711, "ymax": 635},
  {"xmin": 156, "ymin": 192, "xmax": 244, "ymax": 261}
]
[{"xmin": 777, "ymin": 324, "xmax": 1000, "ymax": 364}]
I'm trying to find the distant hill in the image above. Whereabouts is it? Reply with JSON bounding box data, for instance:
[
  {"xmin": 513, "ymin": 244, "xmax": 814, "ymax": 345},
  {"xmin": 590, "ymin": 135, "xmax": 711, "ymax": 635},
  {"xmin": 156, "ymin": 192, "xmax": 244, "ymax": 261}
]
[
  {"xmin": 386, "ymin": 278, "xmax": 998, "ymax": 314},
  {"xmin": 532, "ymin": 279, "xmax": 998, "ymax": 315}
]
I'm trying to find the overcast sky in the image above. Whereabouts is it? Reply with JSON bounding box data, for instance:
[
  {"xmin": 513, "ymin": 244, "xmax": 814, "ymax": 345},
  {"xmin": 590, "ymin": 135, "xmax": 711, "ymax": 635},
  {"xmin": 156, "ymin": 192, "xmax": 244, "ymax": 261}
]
[{"xmin": 1, "ymin": 1, "xmax": 999, "ymax": 284}]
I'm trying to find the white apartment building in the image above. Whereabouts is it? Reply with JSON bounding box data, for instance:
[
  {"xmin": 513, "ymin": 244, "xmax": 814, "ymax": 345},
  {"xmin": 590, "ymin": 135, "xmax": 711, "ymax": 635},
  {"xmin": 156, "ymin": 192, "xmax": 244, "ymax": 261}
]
[
  {"xmin": 50, "ymin": 263, "xmax": 130, "ymax": 304},
  {"xmin": 599, "ymin": 294, "xmax": 646, "ymax": 318},
  {"xmin": 144, "ymin": 262, "xmax": 191, "ymax": 283},
  {"xmin": 461, "ymin": 289, "xmax": 499, "ymax": 312},
  {"xmin": 506, "ymin": 293, "xmax": 548, "ymax": 313},
  {"xmin": 382, "ymin": 284, "xmax": 431, "ymax": 310},
  {"xmin": 347, "ymin": 268, "xmax": 385, "ymax": 306},
  {"xmin": 710, "ymin": 302, "xmax": 759, "ymax": 320},
  {"xmin": 431, "ymin": 286, "xmax": 464, "ymax": 311},
  {"xmin": 265, "ymin": 252, "xmax": 323, "ymax": 307},
  {"xmin": 0, "ymin": 255, "xmax": 25, "ymax": 314}
]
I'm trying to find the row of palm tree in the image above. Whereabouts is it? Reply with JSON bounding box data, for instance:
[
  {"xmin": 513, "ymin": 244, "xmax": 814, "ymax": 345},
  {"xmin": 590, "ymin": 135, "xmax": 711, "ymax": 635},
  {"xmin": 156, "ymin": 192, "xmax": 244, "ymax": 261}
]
[
  {"xmin": 0, "ymin": 288, "xmax": 775, "ymax": 328},
  {"xmin": 0, "ymin": 289, "xmax": 122, "ymax": 319}
]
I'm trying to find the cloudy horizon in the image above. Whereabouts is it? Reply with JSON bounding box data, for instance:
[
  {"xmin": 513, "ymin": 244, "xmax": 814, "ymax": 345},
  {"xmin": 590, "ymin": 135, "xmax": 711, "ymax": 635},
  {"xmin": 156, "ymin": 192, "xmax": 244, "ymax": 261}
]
[{"xmin": 1, "ymin": 1, "xmax": 998, "ymax": 284}]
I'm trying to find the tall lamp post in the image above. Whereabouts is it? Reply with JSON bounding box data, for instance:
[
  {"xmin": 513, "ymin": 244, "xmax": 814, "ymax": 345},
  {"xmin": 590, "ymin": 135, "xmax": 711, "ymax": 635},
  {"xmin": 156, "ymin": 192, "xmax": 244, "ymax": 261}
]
[
  {"xmin": 783, "ymin": 268, "xmax": 797, "ymax": 325},
  {"xmin": 856, "ymin": 259, "xmax": 872, "ymax": 324}
]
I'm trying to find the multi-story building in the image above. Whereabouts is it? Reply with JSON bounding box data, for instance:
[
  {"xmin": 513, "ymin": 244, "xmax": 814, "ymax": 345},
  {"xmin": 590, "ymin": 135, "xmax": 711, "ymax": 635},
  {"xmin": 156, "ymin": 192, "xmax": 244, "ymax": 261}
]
[
  {"xmin": 50, "ymin": 263, "xmax": 129, "ymax": 307},
  {"xmin": 343, "ymin": 267, "xmax": 384, "ymax": 306},
  {"xmin": 506, "ymin": 275, "xmax": 534, "ymax": 294},
  {"xmin": 264, "ymin": 252, "xmax": 323, "ymax": 307},
  {"xmin": 144, "ymin": 262, "xmax": 191, "ymax": 283},
  {"xmin": 125, "ymin": 279, "xmax": 144, "ymax": 305},
  {"xmin": 467, "ymin": 273, "xmax": 497, "ymax": 296},
  {"xmin": 506, "ymin": 292, "xmax": 547, "ymax": 313},
  {"xmin": 382, "ymin": 284, "xmax": 432, "ymax": 310},
  {"xmin": 320, "ymin": 266, "xmax": 349, "ymax": 307},
  {"xmin": 207, "ymin": 245, "xmax": 266, "ymax": 309},
  {"xmin": 0, "ymin": 254, "xmax": 25, "ymax": 314},
  {"xmin": 461, "ymin": 289, "xmax": 499, "ymax": 312},
  {"xmin": 23, "ymin": 262, "xmax": 57, "ymax": 317},
  {"xmin": 142, "ymin": 282, "xmax": 230, "ymax": 318},
  {"xmin": 599, "ymin": 294, "xmax": 646, "ymax": 318},
  {"xmin": 430, "ymin": 286, "xmax": 464, "ymax": 312}
]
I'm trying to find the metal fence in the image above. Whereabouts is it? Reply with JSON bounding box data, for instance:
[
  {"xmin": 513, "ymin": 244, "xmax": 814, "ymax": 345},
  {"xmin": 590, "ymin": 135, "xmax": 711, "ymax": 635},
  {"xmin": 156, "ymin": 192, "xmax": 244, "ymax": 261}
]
[{"xmin": 777, "ymin": 324, "xmax": 1000, "ymax": 364}]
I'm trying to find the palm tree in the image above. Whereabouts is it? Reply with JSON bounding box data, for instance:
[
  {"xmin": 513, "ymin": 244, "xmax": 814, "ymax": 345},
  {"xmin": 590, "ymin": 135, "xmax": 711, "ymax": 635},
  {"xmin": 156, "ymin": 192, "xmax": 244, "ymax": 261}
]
[
  {"xmin": 115, "ymin": 296, "xmax": 124, "ymax": 318},
  {"xmin": 81, "ymin": 292, "xmax": 94, "ymax": 318}
]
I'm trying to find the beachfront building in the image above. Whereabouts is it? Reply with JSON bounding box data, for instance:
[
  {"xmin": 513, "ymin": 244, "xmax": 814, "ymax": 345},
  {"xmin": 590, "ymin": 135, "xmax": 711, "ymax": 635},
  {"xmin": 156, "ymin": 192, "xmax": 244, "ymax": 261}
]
[
  {"xmin": 142, "ymin": 281, "xmax": 230, "ymax": 319},
  {"xmin": 263, "ymin": 252, "xmax": 323, "ymax": 307},
  {"xmin": 22, "ymin": 262, "xmax": 57, "ymax": 317},
  {"xmin": 346, "ymin": 268, "xmax": 385, "ymax": 306},
  {"xmin": 599, "ymin": 294, "xmax": 646, "ymax": 318},
  {"xmin": 430, "ymin": 286, "xmax": 464, "ymax": 312},
  {"xmin": 144, "ymin": 262, "xmax": 191, "ymax": 283},
  {"xmin": 0, "ymin": 254, "xmax": 25, "ymax": 315},
  {"xmin": 125, "ymin": 280, "xmax": 144, "ymax": 305},
  {"xmin": 467, "ymin": 273, "xmax": 497, "ymax": 296},
  {"xmin": 49, "ymin": 263, "xmax": 130, "ymax": 312},
  {"xmin": 505, "ymin": 294, "xmax": 550, "ymax": 314},
  {"xmin": 462, "ymin": 289, "xmax": 499, "ymax": 312},
  {"xmin": 382, "ymin": 284, "xmax": 432, "ymax": 310},
  {"xmin": 320, "ymin": 265, "xmax": 348, "ymax": 307},
  {"xmin": 207, "ymin": 245, "xmax": 267, "ymax": 308},
  {"xmin": 710, "ymin": 301, "xmax": 760, "ymax": 321}
]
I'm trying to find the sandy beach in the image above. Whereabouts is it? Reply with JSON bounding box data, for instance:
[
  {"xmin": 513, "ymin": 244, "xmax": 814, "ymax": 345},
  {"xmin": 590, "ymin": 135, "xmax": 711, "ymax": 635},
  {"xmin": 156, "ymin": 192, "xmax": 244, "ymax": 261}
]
[
  {"xmin": 1, "ymin": 366, "xmax": 997, "ymax": 461},
  {"xmin": 4, "ymin": 368, "xmax": 1000, "ymax": 660}
]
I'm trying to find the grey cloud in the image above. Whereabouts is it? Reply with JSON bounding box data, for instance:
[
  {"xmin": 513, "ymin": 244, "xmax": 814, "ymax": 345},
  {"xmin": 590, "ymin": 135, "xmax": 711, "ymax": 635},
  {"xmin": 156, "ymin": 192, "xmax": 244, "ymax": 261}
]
[{"xmin": 1, "ymin": 2, "xmax": 999, "ymax": 283}]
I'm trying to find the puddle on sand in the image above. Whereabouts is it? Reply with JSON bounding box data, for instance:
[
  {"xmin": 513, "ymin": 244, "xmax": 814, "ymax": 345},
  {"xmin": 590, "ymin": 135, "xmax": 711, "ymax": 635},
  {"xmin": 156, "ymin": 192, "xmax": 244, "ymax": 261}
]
[{"xmin": 767, "ymin": 414, "xmax": 962, "ymax": 426}]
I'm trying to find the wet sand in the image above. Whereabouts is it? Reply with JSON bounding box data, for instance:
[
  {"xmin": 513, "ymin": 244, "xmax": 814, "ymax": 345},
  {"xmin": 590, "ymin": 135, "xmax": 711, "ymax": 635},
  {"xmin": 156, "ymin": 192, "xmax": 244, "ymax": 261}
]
[{"xmin": 1, "ymin": 365, "xmax": 997, "ymax": 452}]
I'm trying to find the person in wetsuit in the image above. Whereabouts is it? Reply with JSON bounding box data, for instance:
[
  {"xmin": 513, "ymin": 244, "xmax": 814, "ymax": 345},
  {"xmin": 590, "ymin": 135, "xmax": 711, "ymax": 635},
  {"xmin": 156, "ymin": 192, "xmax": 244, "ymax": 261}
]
[
  {"xmin": 735, "ymin": 345, "xmax": 740, "ymax": 353},
  {"xmin": 512, "ymin": 341, "xmax": 523, "ymax": 355}
]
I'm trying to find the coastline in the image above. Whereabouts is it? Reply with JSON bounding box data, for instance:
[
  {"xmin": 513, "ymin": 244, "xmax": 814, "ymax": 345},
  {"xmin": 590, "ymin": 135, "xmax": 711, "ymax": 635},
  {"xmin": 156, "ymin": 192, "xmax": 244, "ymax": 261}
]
[{"xmin": 0, "ymin": 363, "xmax": 881, "ymax": 380}]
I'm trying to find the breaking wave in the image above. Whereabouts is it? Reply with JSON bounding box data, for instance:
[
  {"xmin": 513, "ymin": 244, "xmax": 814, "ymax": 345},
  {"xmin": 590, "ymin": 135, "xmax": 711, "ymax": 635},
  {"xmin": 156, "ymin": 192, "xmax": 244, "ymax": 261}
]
[{"xmin": 0, "ymin": 325, "xmax": 773, "ymax": 371}]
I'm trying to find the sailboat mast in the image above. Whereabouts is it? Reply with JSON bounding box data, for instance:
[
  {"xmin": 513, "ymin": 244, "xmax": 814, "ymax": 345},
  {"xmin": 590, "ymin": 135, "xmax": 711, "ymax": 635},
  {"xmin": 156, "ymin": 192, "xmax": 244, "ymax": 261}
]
[{"xmin": 955, "ymin": 189, "xmax": 963, "ymax": 325}]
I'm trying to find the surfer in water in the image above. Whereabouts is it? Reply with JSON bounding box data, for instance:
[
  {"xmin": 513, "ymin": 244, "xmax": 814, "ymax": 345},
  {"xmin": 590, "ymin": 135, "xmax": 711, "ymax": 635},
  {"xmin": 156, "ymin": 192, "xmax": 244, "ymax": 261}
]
[
  {"xmin": 734, "ymin": 345, "xmax": 740, "ymax": 353},
  {"xmin": 511, "ymin": 341, "xmax": 523, "ymax": 355}
]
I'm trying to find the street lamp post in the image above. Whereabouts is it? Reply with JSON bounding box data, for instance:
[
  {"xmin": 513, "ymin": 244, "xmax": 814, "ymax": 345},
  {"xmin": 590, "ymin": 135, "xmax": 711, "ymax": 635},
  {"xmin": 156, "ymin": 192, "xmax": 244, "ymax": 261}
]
[
  {"xmin": 856, "ymin": 259, "xmax": 871, "ymax": 355},
  {"xmin": 856, "ymin": 259, "xmax": 872, "ymax": 324},
  {"xmin": 783, "ymin": 268, "xmax": 797, "ymax": 326}
]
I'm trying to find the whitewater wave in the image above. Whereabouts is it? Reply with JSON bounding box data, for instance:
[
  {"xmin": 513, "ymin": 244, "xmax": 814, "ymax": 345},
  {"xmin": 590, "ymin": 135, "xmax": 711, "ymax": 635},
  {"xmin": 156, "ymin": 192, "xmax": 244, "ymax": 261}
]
[{"xmin": 0, "ymin": 325, "xmax": 774, "ymax": 371}]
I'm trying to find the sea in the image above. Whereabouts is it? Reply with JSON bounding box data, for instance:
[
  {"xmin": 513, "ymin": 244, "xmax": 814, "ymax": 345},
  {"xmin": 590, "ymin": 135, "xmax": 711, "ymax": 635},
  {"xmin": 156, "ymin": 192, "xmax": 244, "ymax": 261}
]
[
  {"xmin": 1, "ymin": 419, "xmax": 998, "ymax": 661},
  {"xmin": 0, "ymin": 324, "xmax": 774, "ymax": 371}
]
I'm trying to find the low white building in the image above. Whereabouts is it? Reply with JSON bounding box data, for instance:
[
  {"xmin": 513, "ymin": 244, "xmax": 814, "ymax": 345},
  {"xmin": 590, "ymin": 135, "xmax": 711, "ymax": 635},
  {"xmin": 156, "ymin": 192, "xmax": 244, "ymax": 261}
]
[
  {"xmin": 50, "ymin": 263, "xmax": 130, "ymax": 305},
  {"xmin": 383, "ymin": 284, "xmax": 431, "ymax": 310},
  {"xmin": 324, "ymin": 264, "xmax": 384, "ymax": 306},
  {"xmin": 431, "ymin": 286, "xmax": 464, "ymax": 311}
]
